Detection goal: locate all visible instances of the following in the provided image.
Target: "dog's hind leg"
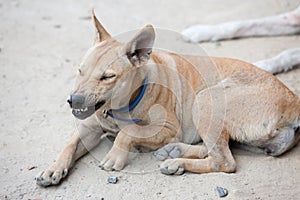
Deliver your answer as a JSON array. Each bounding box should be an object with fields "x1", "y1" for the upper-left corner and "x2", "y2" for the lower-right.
[
  {"x1": 36, "y1": 121, "x2": 104, "y2": 187},
  {"x1": 253, "y1": 48, "x2": 300, "y2": 74},
  {"x1": 154, "y1": 143, "x2": 208, "y2": 161},
  {"x1": 160, "y1": 129, "x2": 236, "y2": 175},
  {"x1": 262, "y1": 124, "x2": 300, "y2": 156}
]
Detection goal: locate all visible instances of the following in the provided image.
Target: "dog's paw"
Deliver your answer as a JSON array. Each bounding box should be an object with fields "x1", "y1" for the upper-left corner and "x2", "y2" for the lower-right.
[
  {"x1": 99, "y1": 147, "x2": 128, "y2": 171},
  {"x1": 35, "y1": 167, "x2": 68, "y2": 187},
  {"x1": 160, "y1": 159, "x2": 185, "y2": 175},
  {"x1": 154, "y1": 144, "x2": 181, "y2": 161},
  {"x1": 181, "y1": 25, "x2": 221, "y2": 43}
]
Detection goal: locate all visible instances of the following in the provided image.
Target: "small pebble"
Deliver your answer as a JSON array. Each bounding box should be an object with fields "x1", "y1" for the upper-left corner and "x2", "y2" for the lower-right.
[
  {"x1": 107, "y1": 176, "x2": 118, "y2": 184},
  {"x1": 215, "y1": 186, "x2": 228, "y2": 198}
]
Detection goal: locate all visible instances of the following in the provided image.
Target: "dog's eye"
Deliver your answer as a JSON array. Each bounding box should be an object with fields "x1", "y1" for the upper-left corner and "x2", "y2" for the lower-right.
[{"x1": 100, "y1": 73, "x2": 116, "y2": 81}]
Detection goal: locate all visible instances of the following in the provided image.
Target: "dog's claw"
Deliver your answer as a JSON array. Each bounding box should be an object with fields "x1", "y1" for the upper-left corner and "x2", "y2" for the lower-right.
[
  {"x1": 100, "y1": 147, "x2": 128, "y2": 171},
  {"x1": 160, "y1": 165, "x2": 185, "y2": 175},
  {"x1": 36, "y1": 167, "x2": 68, "y2": 187},
  {"x1": 175, "y1": 166, "x2": 185, "y2": 175},
  {"x1": 63, "y1": 169, "x2": 68, "y2": 178},
  {"x1": 160, "y1": 166, "x2": 176, "y2": 174},
  {"x1": 160, "y1": 159, "x2": 185, "y2": 175},
  {"x1": 36, "y1": 171, "x2": 52, "y2": 187}
]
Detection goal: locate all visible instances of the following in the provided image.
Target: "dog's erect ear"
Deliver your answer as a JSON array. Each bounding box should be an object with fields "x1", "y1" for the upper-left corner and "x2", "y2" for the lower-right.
[
  {"x1": 125, "y1": 25, "x2": 155, "y2": 66},
  {"x1": 92, "y1": 9, "x2": 111, "y2": 43}
]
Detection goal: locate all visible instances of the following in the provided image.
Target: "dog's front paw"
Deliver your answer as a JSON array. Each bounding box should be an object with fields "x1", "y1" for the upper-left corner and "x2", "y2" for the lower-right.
[
  {"x1": 154, "y1": 144, "x2": 181, "y2": 161},
  {"x1": 100, "y1": 147, "x2": 129, "y2": 171},
  {"x1": 160, "y1": 159, "x2": 185, "y2": 175},
  {"x1": 35, "y1": 165, "x2": 68, "y2": 187}
]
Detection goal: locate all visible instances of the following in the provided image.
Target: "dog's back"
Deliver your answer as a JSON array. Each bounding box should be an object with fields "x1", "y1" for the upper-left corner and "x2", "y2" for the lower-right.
[{"x1": 155, "y1": 52, "x2": 300, "y2": 155}]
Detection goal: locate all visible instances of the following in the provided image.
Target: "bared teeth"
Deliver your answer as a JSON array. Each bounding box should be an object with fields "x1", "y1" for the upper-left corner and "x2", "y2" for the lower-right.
[{"x1": 74, "y1": 107, "x2": 88, "y2": 113}]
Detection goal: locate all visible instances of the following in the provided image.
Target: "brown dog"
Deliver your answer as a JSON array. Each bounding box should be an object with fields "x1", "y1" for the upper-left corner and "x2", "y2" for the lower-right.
[{"x1": 36, "y1": 11, "x2": 300, "y2": 187}]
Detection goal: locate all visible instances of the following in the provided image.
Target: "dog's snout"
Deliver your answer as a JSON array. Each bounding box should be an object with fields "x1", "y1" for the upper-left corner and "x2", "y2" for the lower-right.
[{"x1": 67, "y1": 94, "x2": 85, "y2": 108}]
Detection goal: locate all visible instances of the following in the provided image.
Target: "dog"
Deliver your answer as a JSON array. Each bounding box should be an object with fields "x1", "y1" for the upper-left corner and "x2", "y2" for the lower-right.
[
  {"x1": 36, "y1": 10, "x2": 300, "y2": 187},
  {"x1": 182, "y1": 5, "x2": 300, "y2": 74}
]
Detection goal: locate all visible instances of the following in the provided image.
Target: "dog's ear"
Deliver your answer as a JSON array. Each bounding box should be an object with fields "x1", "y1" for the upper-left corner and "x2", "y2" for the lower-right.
[
  {"x1": 92, "y1": 9, "x2": 111, "y2": 43},
  {"x1": 125, "y1": 25, "x2": 155, "y2": 66}
]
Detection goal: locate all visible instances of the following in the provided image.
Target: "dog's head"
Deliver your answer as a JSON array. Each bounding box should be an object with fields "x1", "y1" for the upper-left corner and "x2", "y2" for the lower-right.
[{"x1": 68, "y1": 10, "x2": 155, "y2": 120}]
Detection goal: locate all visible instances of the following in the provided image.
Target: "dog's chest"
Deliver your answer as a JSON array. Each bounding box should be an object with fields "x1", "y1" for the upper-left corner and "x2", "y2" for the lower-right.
[{"x1": 95, "y1": 113, "x2": 120, "y2": 133}]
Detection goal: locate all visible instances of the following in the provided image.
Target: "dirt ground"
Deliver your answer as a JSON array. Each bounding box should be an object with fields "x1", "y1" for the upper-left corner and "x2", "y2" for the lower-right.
[{"x1": 1, "y1": 0, "x2": 300, "y2": 199}]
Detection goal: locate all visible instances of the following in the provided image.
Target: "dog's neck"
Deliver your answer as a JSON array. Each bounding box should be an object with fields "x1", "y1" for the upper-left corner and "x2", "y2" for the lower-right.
[{"x1": 103, "y1": 74, "x2": 148, "y2": 123}]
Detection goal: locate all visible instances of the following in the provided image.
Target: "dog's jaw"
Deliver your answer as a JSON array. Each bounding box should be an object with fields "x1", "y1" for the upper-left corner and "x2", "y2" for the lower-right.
[{"x1": 72, "y1": 100, "x2": 106, "y2": 120}]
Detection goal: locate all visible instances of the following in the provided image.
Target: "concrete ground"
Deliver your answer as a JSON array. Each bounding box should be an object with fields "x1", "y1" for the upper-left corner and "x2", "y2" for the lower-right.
[{"x1": 0, "y1": 0, "x2": 299, "y2": 199}]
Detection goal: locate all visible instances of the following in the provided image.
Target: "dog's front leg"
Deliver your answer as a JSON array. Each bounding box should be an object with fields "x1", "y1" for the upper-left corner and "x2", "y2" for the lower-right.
[
  {"x1": 100, "y1": 121, "x2": 179, "y2": 171},
  {"x1": 36, "y1": 119, "x2": 103, "y2": 187},
  {"x1": 99, "y1": 129, "x2": 132, "y2": 171}
]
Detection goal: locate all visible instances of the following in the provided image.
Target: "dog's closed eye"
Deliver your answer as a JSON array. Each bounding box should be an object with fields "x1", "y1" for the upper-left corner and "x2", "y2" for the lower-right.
[{"x1": 100, "y1": 73, "x2": 116, "y2": 81}]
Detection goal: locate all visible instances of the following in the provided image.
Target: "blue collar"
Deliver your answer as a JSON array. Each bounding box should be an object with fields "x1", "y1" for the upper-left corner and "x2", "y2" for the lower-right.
[{"x1": 103, "y1": 75, "x2": 148, "y2": 123}]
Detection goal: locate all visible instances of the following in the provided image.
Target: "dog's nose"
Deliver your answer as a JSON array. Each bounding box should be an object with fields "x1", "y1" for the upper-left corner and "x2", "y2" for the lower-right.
[
  {"x1": 67, "y1": 95, "x2": 72, "y2": 107},
  {"x1": 67, "y1": 94, "x2": 85, "y2": 108}
]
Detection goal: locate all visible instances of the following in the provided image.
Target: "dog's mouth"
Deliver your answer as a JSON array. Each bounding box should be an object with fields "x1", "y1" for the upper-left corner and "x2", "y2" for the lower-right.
[{"x1": 72, "y1": 101, "x2": 106, "y2": 120}]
